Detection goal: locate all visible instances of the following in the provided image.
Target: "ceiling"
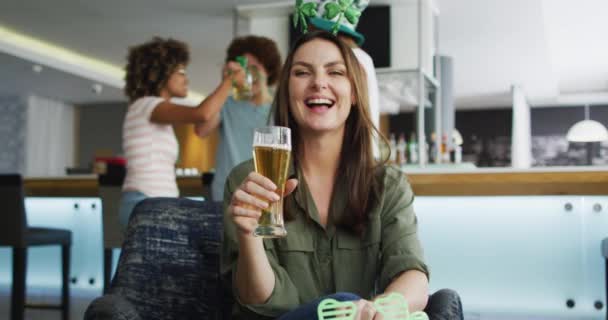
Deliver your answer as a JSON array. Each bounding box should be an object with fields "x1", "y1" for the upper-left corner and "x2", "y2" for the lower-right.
[
  {"x1": 0, "y1": 0, "x2": 607, "y2": 108},
  {"x1": 0, "y1": 0, "x2": 268, "y2": 104},
  {"x1": 438, "y1": 0, "x2": 608, "y2": 107},
  {"x1": 0, "y1": 50, "x2": 123, "y2": 104}
]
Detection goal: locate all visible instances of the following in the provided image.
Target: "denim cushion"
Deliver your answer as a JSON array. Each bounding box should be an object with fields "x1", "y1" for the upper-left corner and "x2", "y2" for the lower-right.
[{"x1": 97, "y1": 197, "x2": 223, "y2": 320}]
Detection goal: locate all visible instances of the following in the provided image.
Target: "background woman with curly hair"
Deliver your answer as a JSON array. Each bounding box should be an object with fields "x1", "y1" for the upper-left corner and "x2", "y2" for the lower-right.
[
  {"x1": 119, "y1": 36, "x2": 248, "y2": 227},
  {"x1": 194, "y1": 35, "x2": 282, "y2": 201}
]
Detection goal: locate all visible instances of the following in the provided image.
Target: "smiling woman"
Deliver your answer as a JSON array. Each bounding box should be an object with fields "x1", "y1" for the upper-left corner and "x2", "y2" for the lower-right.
[{"x1": 219, "y1": 31, "x2": 463, "y2": 320}]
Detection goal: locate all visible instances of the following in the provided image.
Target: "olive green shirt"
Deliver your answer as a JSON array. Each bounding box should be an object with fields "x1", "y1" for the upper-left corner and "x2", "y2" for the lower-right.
[{"x1": 220, "y1": 160, "x2": 429, "y2": 319}]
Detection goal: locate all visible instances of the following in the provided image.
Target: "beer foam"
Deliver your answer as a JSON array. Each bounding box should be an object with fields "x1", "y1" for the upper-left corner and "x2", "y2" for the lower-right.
[{"x1": 253, "y1": 143, "x2": 291, "y2": 151}]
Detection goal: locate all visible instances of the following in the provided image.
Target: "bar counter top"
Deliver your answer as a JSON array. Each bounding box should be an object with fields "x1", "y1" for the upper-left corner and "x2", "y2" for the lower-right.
[{"x1": 24, "y1": 166, "x2": 608, "y2": 197}]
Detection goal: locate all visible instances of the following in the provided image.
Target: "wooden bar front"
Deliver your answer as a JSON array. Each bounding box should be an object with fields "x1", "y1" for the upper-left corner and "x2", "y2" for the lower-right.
[{"x1": 24, "y1": 170, "x2": 608, "y2": 197}]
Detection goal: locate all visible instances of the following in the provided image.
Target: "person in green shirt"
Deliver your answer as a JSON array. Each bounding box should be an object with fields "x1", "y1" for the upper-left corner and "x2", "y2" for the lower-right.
[{"x1": 221, "y1": 31, "x2": 447, "y2": 320}]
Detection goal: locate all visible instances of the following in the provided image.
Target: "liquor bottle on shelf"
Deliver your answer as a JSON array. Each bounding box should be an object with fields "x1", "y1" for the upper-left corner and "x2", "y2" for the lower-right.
[
  {"x1": 454, "y1": 144, "x2": 462, "y2": 164},
  {"x1": 420, "y1": 134, "x2": 428, "y2": 165},
  {"x1": 396, "y1": 133, "x2": 407, "y2": 167},
  {"x1": 388, "y1": 133, "x2": 397, "y2": 164},
  {"x1": 441, "y1": 134, "x2": 450, "y2": 163},
  {"x1": 452, "y1": 129, "x2": 464, "y2": 164},
  {"x1": 408, "y1": 132, "x2": 418, "y2": 164},
  {"x1": 429, "y1": 132, "x2": 438, "y2": 164}
]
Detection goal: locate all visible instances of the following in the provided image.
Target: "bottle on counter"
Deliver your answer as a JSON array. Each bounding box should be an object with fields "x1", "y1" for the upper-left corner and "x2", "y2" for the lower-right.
[
  {"x1": 396, "y1": 133, "x2": 407, "y2": 167},
  {"x1": 441, "y1": 134, "x2": 450, "y2": 163},
  {"x1": 408, "y1": 132, "x2": 418, "y2": 164},
  {"x1": 420, "y1": 134, "x2": 428, "y2": 165},
  {"x1": 452, "y1": 129, "x2": 464, "y2": 164},
  {"x1": 429, "y1": 132, "x2": 438, "y2": 164},
  {"x1": 454, "y1": 144, "x2": 462, "y2": 164},
  {"x1": 388, "y1": 133, "x2": 397, "y2": 164}
]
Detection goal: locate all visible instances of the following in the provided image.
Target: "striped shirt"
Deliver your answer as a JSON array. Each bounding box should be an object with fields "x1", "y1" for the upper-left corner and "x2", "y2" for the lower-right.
[{"x1": 122, "y1": 96, "x2": 179, "y2": 197}]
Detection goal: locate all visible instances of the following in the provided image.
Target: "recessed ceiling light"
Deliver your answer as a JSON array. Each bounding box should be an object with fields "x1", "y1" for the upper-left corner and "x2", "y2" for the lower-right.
[
  {"x1": 91, "y1": 83, "x2": 103, "y2": 95},
  {"x1": 32, "y1": 64, "x2": 43, "y2": 73}
]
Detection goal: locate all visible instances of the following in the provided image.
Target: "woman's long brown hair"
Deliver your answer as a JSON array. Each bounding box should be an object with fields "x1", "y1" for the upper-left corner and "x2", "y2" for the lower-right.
[{"x1": 273, "y1": 30, "x2": 388, "y2": 236}]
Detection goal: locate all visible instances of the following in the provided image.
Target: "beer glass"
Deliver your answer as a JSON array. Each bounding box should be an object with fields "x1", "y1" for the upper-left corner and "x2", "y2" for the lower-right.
[
  {"x1": 232, "y1": 55, "x2": 253, "y2": 101},
  {"x1": 252, "y1": 126, "x2": 291, "y2": 238}
]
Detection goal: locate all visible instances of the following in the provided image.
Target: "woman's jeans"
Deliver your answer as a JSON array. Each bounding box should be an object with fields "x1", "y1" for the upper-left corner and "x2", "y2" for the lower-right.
[
  {"x1": 118, "y1": 191, "x2": 147, "y2": 228},
  {"x1": 277, "y1": 289, "x2": 463, "y2": 320}
]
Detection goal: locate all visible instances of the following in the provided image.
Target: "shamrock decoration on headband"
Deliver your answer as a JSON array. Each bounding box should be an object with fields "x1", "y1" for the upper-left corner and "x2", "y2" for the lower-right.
[
  {"x1": 323, "y1": 0, "x2": 362, "y2": 34},
  {"x1": 294, "y1": 0, "x2": 319, "y2": 33},
  {"x1": 293, "y1": 0, "x2": 369, "y2": 45}
]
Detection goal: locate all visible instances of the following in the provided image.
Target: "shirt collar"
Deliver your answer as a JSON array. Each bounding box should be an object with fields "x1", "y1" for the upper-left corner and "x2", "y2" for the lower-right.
[{"x1": 287, "y1": 160, "x2": 348, "y2": 235}]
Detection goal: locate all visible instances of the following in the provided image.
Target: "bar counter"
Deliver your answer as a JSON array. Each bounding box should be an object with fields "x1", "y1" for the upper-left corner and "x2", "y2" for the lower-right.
[
  {"x1": 24, "y1": 167, "x2": 608, "y2": 197},
  {"x1": 10, "y1": 167, "x2": 608, "y2": 319},
  {"x1": 24, "y1": 174, "x2": 205, "y2": 197}
]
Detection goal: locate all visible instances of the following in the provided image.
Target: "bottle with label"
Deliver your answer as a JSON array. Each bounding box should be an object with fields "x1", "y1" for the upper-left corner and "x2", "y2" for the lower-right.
[
  {"x1": 396, "y1": 133, "x2": 407, "y2": 167},
  {"x1": 232, "y1": 55, "x2": 253, "y2": 101},
  {"x1": 451, "y1": 129, "x2": 464, "y2": 164},
  {"x1": 421, "y1": 134, "x2": 429, "y2": 165},
  {"x1": 408, "y1": 132, "x2": 418, "y2": 164},
  {"x1": 454, "y1": 144, "x2": 462, "y2": 164},
  {"x1": 388, "y1": 133, "x2": 397, "y2": 164},
  {"x1": 429, "y1": 132, "x2": 438, "y2": 164},
  {"x1": 441, "y1": 134, "x2": 450, "y2": 163}
]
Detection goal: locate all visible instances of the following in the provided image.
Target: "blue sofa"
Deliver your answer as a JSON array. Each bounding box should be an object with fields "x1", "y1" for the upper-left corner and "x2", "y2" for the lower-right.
[{"x1": 84, "y1": 197, "x2": 463, "y2": 320}]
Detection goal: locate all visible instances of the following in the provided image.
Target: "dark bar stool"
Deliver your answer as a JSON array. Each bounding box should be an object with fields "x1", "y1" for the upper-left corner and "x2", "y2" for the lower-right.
[
  {"x1": 0, "y1": 174, "x2": 71, "y2": 320},
  {"x1": 98, "y1": 167, "x2": 126, "y2": 294},
  {"x1": 201, "y1": 172, "x2": 214, "y2": 200}
]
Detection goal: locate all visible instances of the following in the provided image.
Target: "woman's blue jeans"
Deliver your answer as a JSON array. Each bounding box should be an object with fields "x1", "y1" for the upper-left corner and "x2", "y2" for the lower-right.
[{"x1": 118, "y1": 191, "x2": 147, "y2": 228}]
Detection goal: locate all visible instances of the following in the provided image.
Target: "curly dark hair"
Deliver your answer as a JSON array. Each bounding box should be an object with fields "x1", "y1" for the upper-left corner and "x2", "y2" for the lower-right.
[
  {"x1": 124, "y1": 37, "x2": 190, "y2": 102},
  {"x1": 225, "y1": 35, "x2": 282, "y2": 86}
]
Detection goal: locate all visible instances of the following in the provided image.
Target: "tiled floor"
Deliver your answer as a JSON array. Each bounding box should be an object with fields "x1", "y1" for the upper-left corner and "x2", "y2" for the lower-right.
[{"x1": 0, "y1": 285, "x2": 98, "y2": 320}]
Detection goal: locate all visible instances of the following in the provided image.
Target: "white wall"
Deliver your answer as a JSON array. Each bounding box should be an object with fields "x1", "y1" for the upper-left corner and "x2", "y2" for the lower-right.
[
  {"x1": 25, "y1": 95, "x2": 75, "y2": 176},
  {"x1": 390, "y1": 0, "x2": 436, "y2": 73},
  {"x1": 248, "y1": 16, "x2": 290, "y2": 62},
  {"x1": 0, "y1": 94, "x2": 75, "y2": 176}
]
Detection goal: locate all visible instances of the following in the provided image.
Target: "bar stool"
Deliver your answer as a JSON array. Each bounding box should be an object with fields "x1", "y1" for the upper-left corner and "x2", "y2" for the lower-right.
[
  {"x1": 0, "y1": 174, "x2": 71, "y2": 320},
  {"x1": 201, "y1": 172, "x2": 214, "y2": 200},
  {"x1": 98, "y1": 171, "x2": 125, "y2": 294}
]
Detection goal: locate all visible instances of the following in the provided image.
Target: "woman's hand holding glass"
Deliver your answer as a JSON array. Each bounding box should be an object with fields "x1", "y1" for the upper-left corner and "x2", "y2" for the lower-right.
[
  {"x1": 223, "y1": 61, "x2": 246, "y2": 87},
  {"x1": 228, "y1": 172, "x2": 298, "y2": 236}
]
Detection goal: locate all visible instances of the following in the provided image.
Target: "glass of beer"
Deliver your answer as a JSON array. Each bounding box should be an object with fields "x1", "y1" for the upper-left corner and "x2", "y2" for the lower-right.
[
  {"x1": 232, "y1": 55, "x2": 253, "y2": 101},
  {"x1": 252, "y1": 126, "x2": 291, "y2": 238}
]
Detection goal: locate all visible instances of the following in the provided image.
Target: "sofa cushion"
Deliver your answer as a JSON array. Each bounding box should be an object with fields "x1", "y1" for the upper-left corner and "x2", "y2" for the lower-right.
[{"x1": 109, "y1": 197, "x2": 223, "y2": 320}]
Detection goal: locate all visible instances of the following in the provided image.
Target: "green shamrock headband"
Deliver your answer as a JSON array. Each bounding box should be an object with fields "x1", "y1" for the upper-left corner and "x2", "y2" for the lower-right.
[{"x1": 293, "y1": 0, "x2": 368, "y2": 45}]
